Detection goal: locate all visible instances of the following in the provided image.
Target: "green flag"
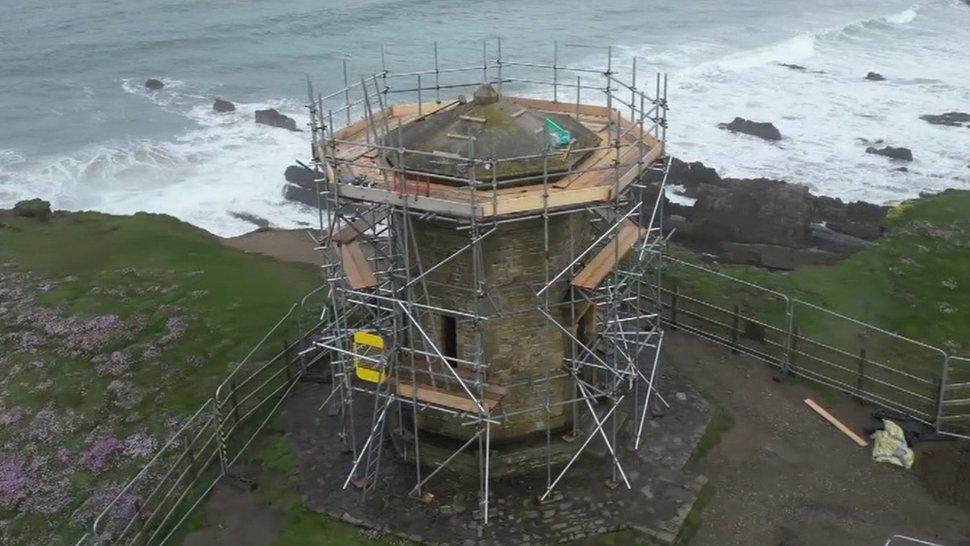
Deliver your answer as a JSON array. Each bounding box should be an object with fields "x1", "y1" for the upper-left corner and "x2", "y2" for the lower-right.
[{"x1": 545, "y1": 118, "x2": 571, "y2": 148}]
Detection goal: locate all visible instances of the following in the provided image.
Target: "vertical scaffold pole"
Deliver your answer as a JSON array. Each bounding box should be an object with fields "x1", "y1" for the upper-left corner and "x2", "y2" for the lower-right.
[
  {"x1": 496, "y1": 38, "x2": 503, "y2": 92},
  {"x1": 434, "y1": 41, "x2": 441, "y2": 104},
  {"x1": 553, "y1": 40, "x2": 559, "y2": 103},
  {"x1": 343, "y1": 59, "x2": 351, "y2": 125}
]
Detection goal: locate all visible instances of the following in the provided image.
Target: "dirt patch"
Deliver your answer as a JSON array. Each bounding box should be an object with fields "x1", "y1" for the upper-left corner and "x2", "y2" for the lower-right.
[
  {"x1": 181, "y1": 481, "x2": 281, "y2": 546},
  {"x1": 222, "y1": 228, "x2": 322, "y2": 265},
  {"x1": 663, "y1": 331, "x2": 970, "y2": 545},
  {"x1": 917, "y1": 443, "x2": 970, "y2": 514}
]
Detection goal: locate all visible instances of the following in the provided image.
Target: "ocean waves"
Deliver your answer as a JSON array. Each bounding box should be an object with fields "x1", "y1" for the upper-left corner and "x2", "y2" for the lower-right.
[{"x1": 0, "y1": 80, "x2": 312, "y2": 236}]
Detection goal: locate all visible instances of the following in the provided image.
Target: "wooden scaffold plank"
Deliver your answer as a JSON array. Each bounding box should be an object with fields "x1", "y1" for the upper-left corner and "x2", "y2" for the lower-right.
[{"x1": 571, "y1": 219, "x2": 647, "y2": 290}]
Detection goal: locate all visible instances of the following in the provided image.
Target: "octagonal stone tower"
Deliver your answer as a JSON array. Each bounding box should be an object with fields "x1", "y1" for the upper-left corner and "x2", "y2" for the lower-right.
[{"x1": 320, "y1": 81, "x2": 662, "y2": 477}]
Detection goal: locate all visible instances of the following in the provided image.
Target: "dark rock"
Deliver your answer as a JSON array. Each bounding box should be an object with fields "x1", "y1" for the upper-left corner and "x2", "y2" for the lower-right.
[
  {"x1": 810, "y1": 224, "x2": 871, "y2": 254},
  {"x1": 145, "y1": 78, "x2": 164, "y2": 91},
  {"x1": 255, "y1": 108, "x2": 299, "y2": 131},
  {"x1": 812, "y1": 196, "x2": 887, "y2": 238},
  {"x1": 865, "y1": 72, "x2": 886, "y2": 81},
  {"x1": 826, "y1": 219, "x2": 883, "y2": 241},
  {"x1": 657, "y1": 158, "x2": 722, "y2": 196},
  {"x1": 719, "y1": 242, "x2": 840, "y2": 270},
  {"x1": 894, "y1": 166, "x2": 909, "y2": 172},
  {"x1": 283, "y1": 183, "x2": 318, "y2": 207},
  {"x1": 865, "y1": 146, "x2": 913, "y2": 161},
  {"x1": 666, "y1": 215, "x2": 692, "y2": 237},
  {"x1": 779, "y1": 63, "x2": 807, "y2": 71},
  {"x1": 228, "y1": 211, "x2": 271, "y2": 229},
  {"x1": 717, "y1": 117, "x2": 782, "y2": 141},
  {"x1": 13, "y1": 198, "x2": 52, "y2": 221},
  {"x1": 213, "y1": 98, "x2": 235, "y2": 113},
  {"x1": 691, "y1": 179, "x2": 812, "y2": 247},
  {"x1": 284, "y1": 165, "x2": 317, "y2": 188},
  {"x1": 920, "y1": 112, "x2": 970, "y2": 127}
]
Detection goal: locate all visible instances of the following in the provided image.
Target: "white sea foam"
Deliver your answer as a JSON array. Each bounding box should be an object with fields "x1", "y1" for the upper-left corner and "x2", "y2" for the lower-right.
[
  {"x1": 884, "y1": 7, "x2": 919, "y2": 24},
  {"x1": 0, "y1": 81, "x2": 314, "y2": 236},
  {"x1": 687, "y1": 34, "x2": 817, "y2": 75}
]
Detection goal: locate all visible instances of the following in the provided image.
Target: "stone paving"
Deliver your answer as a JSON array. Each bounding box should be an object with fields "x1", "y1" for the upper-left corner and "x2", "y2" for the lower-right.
[{"x1": 280, "y1": 365, "x2": 711, "y2": 545}]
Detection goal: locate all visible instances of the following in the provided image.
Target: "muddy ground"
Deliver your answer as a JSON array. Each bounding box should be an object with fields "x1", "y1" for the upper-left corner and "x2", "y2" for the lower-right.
[
  {"x1": 663, "y1": 331, "x2": 970, "y2": 546},
  {"x1": 222, "y1": 228, "x2": 323, "y2": 266}
]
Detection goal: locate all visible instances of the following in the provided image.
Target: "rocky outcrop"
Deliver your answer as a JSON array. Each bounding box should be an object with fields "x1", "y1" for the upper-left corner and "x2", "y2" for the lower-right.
[
  {"x1": 717, "y1": 117, "x2": 782, "y2": 141},
  {"x1": 866, "y1": 146, "x2": 913, "y2": 161},
  {"x1": 145, "y1": 79, "x2": 164, "y2": 91},
  {"x1": 285, "y1": 165, "x2": 316, "y2": 186},
  {"x1": 720, "y1": 242, "x2": 840, "y2": 270},
  {"x1": 13, "y1": 199, "x2": 52, "y2": 221},
  {"x1": 282, "y1": 164, "x2": 322, "y2": 207},
  {"x1": 229, "y1": 211, "x2": 270, "y2": 229},
  {"x1": 810, "y1": 224, "x2": 871, "y2": 254},
  {"x1": 920, "y1": 112, "x2": 970, "y2": 128},
  {"x1": 865, "y1": 72, "x2": 886, "y2": 81},
  {"x1": 213, "y1": 98, "x2": 235, "y2": 113},
  {"x1": 283, "y1": 184, "x2": 317, "y2": 207},
  {"x1": 691, "y1": 179, "x2": 813, "y2": 248},
  {"x1": 255, "y1": 109, "x2": 299, "y2": 131},
  {"x1": 647, "y1": 158, "x2": 889, "y2": 268},
  {"x1": 779, "y1": 63, "x2": 807, "y2": 71}
]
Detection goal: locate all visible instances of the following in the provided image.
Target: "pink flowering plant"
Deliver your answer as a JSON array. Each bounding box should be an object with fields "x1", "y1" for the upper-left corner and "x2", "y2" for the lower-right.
[{"x1": 0, "y1": 211, "x2": 321, "y2": 545}]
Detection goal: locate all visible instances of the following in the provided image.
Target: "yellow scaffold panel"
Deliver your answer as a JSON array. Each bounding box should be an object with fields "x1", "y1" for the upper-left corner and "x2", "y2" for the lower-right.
[{"x1": 353, "y1": 330, "x2": 386, "y2": 383}]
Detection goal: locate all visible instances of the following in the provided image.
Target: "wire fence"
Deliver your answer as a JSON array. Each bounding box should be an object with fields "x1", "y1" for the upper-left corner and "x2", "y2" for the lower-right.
[
  {"x1": 652, "y1": 255, "x2": 970, "y2": 439},
  {"x1": 75, "y1": 287, "x2": 330, "y2": 545}
]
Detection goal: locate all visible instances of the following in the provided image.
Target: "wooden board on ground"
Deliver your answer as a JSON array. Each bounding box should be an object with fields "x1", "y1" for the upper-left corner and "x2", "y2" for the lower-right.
[
  {"x1": 804, "y1": 398, "x2": 869, "y2": 447},
  {"x1": 571, "y1": 219, "x2": 646, "y2": 290}
]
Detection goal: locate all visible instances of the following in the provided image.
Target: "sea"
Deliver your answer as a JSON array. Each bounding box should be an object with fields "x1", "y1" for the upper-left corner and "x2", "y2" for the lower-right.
[{"x1": 1, "y1": 0, "x2": 968, "y2": 236}]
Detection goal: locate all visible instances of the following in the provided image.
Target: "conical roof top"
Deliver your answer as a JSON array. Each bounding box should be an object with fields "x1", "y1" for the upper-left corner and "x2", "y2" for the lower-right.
[{"x1": 383, "y1": 84, "x2": 601, "y2": 186}]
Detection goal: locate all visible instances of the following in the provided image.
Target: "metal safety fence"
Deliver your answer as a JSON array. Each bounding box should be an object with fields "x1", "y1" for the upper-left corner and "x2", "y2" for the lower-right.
[
  {"x1": 74, "y1": 287, "x2": 330, "y2": 545},
  {"x1": 652, "y1": 255, "x2": 970, "y2": 440}
]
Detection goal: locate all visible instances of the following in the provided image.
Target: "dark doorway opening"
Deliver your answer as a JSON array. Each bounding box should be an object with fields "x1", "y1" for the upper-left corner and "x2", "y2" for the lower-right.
[{"x1": 440, "y1": 314, "x2": 457, "y2": 362}]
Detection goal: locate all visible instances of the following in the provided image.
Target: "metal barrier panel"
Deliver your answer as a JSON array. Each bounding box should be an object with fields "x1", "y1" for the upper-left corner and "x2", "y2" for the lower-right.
[
  {"x1": 940, "y1": 356, "x2": 970, "y2": 438},
  {"x1": 657, "y1": 256, "x2": 791, "y2": 368},
  {"x1": 77, "y1": 287, "x2": 331, "y2": 546},
  {"x1": 790, "y1": 300, "x2": 945, "y2": 426},
  {"x1": 650, "y1": 256, "x2": 965, "y2": 433},
  {"x1": 215, "y1": 288, "x2": 329, "y2": 469}
]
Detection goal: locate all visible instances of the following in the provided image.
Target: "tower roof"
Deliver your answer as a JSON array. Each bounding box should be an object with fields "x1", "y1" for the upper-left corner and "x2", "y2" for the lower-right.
[{"x1": 382, "y1": 84, "x2": 601, "y2": 186}]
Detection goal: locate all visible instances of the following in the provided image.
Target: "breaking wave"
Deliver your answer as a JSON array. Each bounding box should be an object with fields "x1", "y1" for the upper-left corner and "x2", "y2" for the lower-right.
[{"x1": 0, "y1": 80, "x2": 313, "y2": 236}]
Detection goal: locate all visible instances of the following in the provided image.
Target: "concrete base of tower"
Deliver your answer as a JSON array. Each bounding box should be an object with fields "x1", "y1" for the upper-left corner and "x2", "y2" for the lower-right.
[{"x1": 278, "y1": 363, "x2": 713, "y2": 545}]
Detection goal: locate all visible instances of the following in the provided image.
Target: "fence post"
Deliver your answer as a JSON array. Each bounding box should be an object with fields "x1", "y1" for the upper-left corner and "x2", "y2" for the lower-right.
[
  {"x1": 730, "y1": 304, "x2": 740, "y2": 354},
  {"x1": 855, "y1": 348, "x2": 867, "y2": 402},
  {"x1": 935, "y1": 355, "x2": 950, "y2": 432},
  {"x1": 779, "y1": 298, "x2": 795, "y2": 375},
  {"x1": 788, "y1": 326, "x2": 799, "y2": 375},
  {"x1": 283, "y1": 338, "x2": 292, "y2": 382},
  {"x1": 670, "y1": 286, "x2": 679, "y2": 329},
  {"x1": 229, "y1": 379, "x2": 241, "y2": 424},
  {"x1": 214, "y1": 397, "x2": 229, "y2": 477}
]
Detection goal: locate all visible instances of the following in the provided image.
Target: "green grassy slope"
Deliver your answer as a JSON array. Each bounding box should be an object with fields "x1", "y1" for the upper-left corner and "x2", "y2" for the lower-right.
[{"x1": 0, "y1": 211, "x2": 321, "y2": 545}]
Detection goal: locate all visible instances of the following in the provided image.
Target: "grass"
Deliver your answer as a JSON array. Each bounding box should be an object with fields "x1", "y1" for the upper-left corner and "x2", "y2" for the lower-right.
[
  {"x1": 238, "y1": 425, "x2": 402, "y2": 546},
  {"x1": 674, "y1": 484, "x2": 713, "y2": 545},
  {"x1": 660, "y1": 189, "x2": 970, "y2": 423},
  {"x1": 0, "y1": 210, "x2": 322, "y2": 545}
]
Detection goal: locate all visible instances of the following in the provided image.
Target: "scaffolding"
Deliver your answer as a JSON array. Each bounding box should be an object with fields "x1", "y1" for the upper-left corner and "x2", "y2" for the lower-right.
[{"x1": 305, "y1": 39, "x2": 671, "y2": 527}]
